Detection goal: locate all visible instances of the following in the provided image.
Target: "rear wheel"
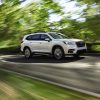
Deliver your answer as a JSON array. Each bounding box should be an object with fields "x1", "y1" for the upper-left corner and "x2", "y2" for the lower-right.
[
  {"x1": 53, "y1": 47, "x2": 64, "y2": 60},
  {"x1": 24, "y1": 48, "x2": 32, "y2": 59}
]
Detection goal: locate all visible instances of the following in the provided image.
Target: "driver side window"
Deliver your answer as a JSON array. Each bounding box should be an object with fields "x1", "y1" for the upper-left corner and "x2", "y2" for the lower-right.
[{"x1": 40, "y1": 34, "x2": 50, "y2": 40}]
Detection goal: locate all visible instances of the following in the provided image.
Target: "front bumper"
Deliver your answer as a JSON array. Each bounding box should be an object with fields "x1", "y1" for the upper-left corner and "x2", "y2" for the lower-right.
[
  {"x1": 67, "y1": 49, "x2": 86, "y2": 54},
  {"x1": 64, "y1": 44, "x2": 87, "y2": 55},
  {"x1": 76, "y1": 49, "x2": 86, "y2": 54}
]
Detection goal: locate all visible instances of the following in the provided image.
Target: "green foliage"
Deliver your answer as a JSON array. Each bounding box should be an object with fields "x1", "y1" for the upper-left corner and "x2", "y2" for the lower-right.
[
  {"x1": 76, "y1": 0, "x2": 100, "y2": 5},
  {"x1": 86, "y1": 15, "x2": 100, "y2": 40},
  {"x1": 74, "y1": 0, "x2": 100, "y2": 41},
  {"x1": 91, "y1": 45, "x2": 100, "y2": 51},
  {"x1": 0, "y1": 0, "x2": 100, "y2": 48},
  {"x1": 0, "y1": 0, "x2": 62, "y2": 47}
]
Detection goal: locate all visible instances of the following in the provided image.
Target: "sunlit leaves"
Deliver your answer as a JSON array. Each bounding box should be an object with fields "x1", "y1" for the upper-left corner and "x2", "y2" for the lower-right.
[
  {"x1": 0, "y1": 0, "x2": 100, "y2": 47},
  {"x1": 0, "y1": 0, "x2": 64, "y2": 46}
]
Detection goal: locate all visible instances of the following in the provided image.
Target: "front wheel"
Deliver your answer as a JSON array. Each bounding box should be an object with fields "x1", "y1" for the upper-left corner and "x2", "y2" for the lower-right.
[
  {"x1": 53, "y1": 47, "x2": 64, "y2": 60},
  {"x1": 24, "y1": 48, "x2": 32, "y2": 59}
]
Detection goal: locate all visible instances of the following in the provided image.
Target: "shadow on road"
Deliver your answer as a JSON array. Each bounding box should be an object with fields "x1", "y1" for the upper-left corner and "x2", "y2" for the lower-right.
[{"x1": 3, "y1": 55, "x2": 85, "y2": 63}]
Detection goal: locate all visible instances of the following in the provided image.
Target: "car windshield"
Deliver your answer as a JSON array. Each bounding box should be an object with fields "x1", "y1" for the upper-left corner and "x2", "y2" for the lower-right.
[{"x1": 49, "y1": 33, "x2": 67, "y2": 39}]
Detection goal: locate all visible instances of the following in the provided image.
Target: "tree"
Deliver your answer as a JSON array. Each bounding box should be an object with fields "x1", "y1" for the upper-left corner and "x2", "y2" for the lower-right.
[{"x1": 0, "y1": 0, "x2": 63, "y2": 47}]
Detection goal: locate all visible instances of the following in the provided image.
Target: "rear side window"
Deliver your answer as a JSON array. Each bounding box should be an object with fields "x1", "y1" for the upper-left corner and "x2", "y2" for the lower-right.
[{"x1": 26, "y1": 34, "x2": 41, "y2": 40}]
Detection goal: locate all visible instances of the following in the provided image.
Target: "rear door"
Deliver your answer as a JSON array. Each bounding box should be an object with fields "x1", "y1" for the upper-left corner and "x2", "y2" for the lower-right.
[{"x1": 26, "y1": 34, "x2": 41, "y2": 52}]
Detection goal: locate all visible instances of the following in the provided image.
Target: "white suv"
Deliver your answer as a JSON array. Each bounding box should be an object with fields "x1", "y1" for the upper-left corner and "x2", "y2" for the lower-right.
[{"x1": 21, "y1": 32, "x2": 87, "y2": 59}]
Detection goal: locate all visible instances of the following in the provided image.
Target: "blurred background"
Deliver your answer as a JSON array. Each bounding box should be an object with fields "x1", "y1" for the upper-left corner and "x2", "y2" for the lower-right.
[
  {"x1": 0, "y1": 1, "x2": 100, "y2": 99},
  {"x1": 0, "y1": 0, "x2": 100, "y2": 52}
]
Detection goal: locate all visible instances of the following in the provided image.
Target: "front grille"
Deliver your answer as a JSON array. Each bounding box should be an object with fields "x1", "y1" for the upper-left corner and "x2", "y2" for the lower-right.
[{"x1": 76, "y1": 41, "x2": 85, "y2": 47}]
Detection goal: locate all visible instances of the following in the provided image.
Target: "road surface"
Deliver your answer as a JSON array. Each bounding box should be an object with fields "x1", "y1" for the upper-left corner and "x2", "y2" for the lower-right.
[{"x1": 0, "y1": 55, "x2": 100, "y2": 97}]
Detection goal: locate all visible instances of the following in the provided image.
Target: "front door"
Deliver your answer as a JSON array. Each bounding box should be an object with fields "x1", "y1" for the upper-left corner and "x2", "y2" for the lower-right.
[{"x1": 40, "y1": 34, "x2": 52, "y2": 53}]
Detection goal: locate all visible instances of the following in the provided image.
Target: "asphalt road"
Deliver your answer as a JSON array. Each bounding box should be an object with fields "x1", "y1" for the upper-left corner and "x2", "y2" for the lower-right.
[{"x1": 0, "y1": 55, "x2": 100, "y2": 97}]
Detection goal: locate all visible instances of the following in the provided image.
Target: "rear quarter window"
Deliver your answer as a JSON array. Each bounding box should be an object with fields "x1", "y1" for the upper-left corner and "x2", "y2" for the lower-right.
[{"x1": 26, "y1": 35, "x2": 32, "y2": 40}]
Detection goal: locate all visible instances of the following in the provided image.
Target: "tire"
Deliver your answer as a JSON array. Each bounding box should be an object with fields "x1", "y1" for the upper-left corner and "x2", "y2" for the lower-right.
[
  {"x1": 53, "y1": 47, "x2": 64, "y2": 60},
  {"x1": 24, "y1": 48, "x2": 32, "y2": 59}
]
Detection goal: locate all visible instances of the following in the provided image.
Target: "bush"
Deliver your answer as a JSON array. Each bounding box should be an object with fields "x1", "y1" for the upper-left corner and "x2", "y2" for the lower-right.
[
  {"x1": 86, "y1": 43, "x2": 100, "y2": 52},
  {"x1": 0, "y1": 46, "x2": 20, "y2": 54}
]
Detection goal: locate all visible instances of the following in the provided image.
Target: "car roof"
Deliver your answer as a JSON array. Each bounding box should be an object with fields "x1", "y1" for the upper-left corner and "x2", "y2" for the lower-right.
[
  {"x1": 29, "y1": 32, "x2": 58, "y2": 35},
  {"x1": 29, "y1": 32, "x2": 48, "y2": 35},
  {"x1": 24, "y1": 32, "x2": 59, "y2": 38},
  {"x1": 26, "y1": 32, "x2": 58, "y2": 36}
]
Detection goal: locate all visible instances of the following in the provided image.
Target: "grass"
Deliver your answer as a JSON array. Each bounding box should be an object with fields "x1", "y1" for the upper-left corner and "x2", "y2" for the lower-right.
[{"x1": 0, "y1": 70, "x2": 99, "y2": 100}]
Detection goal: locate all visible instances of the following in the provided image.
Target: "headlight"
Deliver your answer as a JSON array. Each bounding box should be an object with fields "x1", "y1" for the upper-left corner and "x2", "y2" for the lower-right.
[
  {"x1": 67, "y1": 42, "x2": 75, "y2": 45},
  {"x1": 63, "y1": 41, "x2": 74, "y2": 45}
]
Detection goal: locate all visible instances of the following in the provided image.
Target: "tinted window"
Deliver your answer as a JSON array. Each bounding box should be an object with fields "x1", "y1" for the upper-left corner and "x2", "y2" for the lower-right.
[
  {"x1": 49, "y1": 33, "x2": 67, "y2": 39},
  {"x1": 26, "y1": 34, "x2": 41, "y2": 40},
  {"x1": 31, "y1": 34, "x2": 40, "y2": 40},
  {"x1": 26, "y1": 35, "x2": 32, "y2": 40},
  {"x1": 40, "y1": 34, "x2": 50, "y2": 40}
]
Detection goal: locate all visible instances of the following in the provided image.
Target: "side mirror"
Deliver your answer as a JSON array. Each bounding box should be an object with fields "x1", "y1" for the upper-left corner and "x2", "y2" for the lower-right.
[{"x1": 45, "y1": 38, "x2": 51, "y2": 42}]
